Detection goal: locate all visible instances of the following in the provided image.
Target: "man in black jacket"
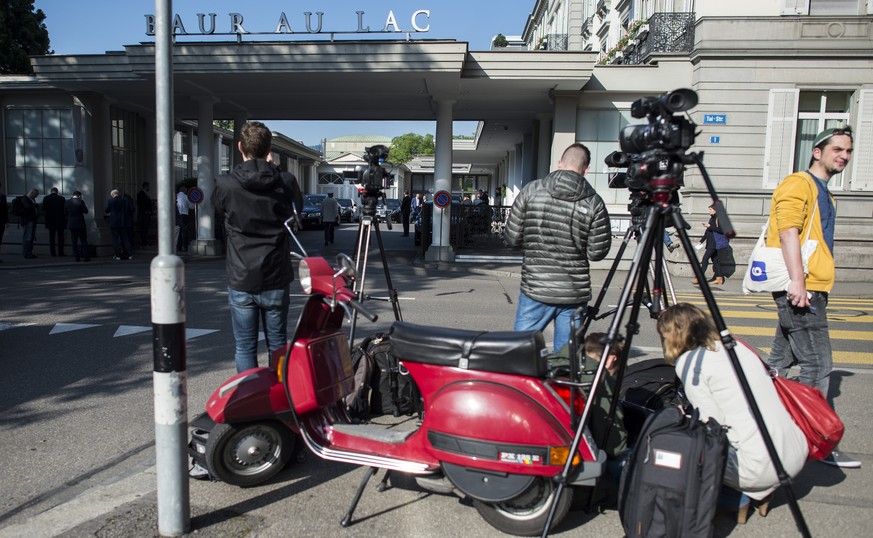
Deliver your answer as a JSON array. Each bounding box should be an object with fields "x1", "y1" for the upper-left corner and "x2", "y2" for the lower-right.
[
  {"x1": 212, "y1": 121, "x2": 304, "y2": 373},
  {"x1": 505, "y1": 143, "x2": 611, "y2": 352},
  {"x1": 42, "y1": 187, "x2": 66, "y2": 256},
  {"x1": 20, "y1": 189, "x2": 40, "y2": 259}
]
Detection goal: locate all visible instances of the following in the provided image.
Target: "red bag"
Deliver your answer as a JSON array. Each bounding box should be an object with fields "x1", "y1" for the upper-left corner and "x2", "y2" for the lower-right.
[{"x1": 770, "y1": 372, "x2": 845, "y2": 461}]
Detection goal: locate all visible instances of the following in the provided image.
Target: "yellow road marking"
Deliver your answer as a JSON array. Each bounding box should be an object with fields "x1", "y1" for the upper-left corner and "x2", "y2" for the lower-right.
[
  {"x1": 757, "y1": 347, "x2": 873, "y2": 365},
  {"x1": 729, "y1": 325, "x2": 873, "y2": 340}
]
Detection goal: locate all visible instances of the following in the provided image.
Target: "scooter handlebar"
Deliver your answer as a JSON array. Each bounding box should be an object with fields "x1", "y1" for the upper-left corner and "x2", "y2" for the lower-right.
[{"x1": 349, "y1": 299, "x2": 378, "y2": 323}]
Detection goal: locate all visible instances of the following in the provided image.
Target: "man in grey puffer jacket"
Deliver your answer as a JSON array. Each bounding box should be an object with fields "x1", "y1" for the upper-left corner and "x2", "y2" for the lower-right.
[{"x1": 505, "y1": 143, "x2": 611, "y2": 351}]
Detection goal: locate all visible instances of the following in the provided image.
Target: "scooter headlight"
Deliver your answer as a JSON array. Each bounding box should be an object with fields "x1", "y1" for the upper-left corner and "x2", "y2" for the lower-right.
[{"x1": 299, "y1": 259, "x2": 312, "y2": 294}]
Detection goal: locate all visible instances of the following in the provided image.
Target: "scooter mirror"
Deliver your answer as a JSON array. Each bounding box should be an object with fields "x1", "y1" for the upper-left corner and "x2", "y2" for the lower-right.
[{"x1": 336, "y1": 253, "x2": 357, "y2": 280}]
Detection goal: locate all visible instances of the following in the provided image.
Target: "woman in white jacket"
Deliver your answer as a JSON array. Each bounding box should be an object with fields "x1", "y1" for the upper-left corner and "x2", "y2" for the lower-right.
[{"x1": 656, "y1": 303, "x2": 808, "y2": 522}]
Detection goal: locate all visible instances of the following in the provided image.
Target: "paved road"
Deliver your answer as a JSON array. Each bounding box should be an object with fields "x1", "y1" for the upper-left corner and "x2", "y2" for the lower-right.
[{"x1": 1, "y1": 224, "x2": 871, "y2": 537}]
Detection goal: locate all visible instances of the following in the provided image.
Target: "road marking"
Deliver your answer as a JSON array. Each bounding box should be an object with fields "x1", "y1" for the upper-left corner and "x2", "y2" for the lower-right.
[
  {"x1": 0, "y1": 322, "x2": 34, "y2": 332},
  {"x1": 114, "y1": 325, "x2": 151, "y2": 337},
  {"x1": 49, "y1": 323, "x2": 101, "y2": 334},
  {"x1": 756, "y1": 347, "x2": 873, "y2": 365},
  {"x1": 729, "y1": 325, "x2": 873, "y2": 340}
]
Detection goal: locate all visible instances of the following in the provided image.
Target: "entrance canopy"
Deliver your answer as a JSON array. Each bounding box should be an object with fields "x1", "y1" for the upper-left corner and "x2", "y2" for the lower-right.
[{"x1": 29, "y1": 40, "x2": 595, "y2": 166}]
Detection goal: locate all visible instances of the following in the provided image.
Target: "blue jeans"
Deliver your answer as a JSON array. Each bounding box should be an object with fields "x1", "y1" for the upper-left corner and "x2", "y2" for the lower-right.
[
  {"x1": 228, "y1": 286, "x2": 290, "y2": 373},
  {"x1": 21, "y1": 220, "x2": 36, "y2": 257},
  {"x1": 514, "y1": 292, "x2": 585, "y2": 352},
  {"x1": 768, "y1": 291, "x2": 832, "y2": 396}
]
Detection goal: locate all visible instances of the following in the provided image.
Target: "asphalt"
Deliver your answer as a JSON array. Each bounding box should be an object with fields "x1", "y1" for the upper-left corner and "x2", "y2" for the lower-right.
[{"x1": 2, "y1": 228, "x2": 872, "y2": 537}]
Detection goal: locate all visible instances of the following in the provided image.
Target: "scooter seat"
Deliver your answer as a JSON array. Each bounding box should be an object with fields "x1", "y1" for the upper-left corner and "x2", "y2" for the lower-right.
[{"x1": 389, "y1": 321, "x2": 548, "y2": 378}]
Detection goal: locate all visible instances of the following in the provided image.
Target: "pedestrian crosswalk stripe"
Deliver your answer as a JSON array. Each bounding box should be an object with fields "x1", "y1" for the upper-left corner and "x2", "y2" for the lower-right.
[
  {"x1": 756, "y1": 347, "x2": 873, "y2": 365},
  {"x1": 115, "y1": 325, "x2": 151, "y2": 337},
  {"x1": 709, "y1": 310, "x2": 873, "y2": 323},
  {"x1": 729, "y1": 325, "x2": 873, "y2": 341}
]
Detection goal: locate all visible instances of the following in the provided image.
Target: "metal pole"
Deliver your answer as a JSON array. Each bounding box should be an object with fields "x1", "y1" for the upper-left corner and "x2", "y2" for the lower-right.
[{"x1": 152, "y1": 0, "x2": 190, "y2": 535}]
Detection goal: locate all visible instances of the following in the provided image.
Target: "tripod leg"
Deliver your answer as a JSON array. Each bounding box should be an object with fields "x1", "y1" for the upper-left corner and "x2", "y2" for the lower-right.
[{"x1": 371, "y1": 222, "x2": 402, "y2": 321}]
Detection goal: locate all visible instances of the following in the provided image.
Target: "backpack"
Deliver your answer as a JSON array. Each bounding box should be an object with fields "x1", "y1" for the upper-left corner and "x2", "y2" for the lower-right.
[
  {"x1": 619, "y1": 358, "x2": 682, "y2": 447},
  {"x1": 345, "y1": 335, "x2": 379, "y2": 421},
  {"x1": 11, "y1": 196, "x2": 25, "y2": 218},
  {"x1": 618, "y1": 406, "x2": 728, "y2": 538},
  {"x1": 345, "y1": 333, "x2": 421, "y2": 420},
  {"x1": 368, "y1": 334, "x2": 420, "y2": 417}
]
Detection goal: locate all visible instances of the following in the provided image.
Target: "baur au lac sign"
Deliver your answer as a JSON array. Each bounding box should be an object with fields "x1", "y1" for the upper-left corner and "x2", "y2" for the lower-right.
[{"x1": 145, "y1": 10, "x2": 432, "y2": 36}]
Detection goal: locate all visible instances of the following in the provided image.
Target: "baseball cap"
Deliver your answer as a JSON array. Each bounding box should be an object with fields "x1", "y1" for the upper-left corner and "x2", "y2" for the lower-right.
[{"x1": 813, "y1": 126, "x2": 853, "y2": 149}]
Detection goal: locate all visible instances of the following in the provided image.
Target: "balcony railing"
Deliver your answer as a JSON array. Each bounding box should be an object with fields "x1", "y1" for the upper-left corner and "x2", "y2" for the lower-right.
[
  {"x1": 622, "y1": 12, "x2": 694, "y2": 65},
  {"x1": 547, "y1": 33, "x2": 569, "y2": 51}
]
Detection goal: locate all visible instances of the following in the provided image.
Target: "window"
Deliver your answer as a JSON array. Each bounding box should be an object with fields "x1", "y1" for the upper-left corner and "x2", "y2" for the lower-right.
[
  {"x1": 110, "y1": 107, "x2": 146, "y2": 196},
  {"x1": 764, "y1": 89, "x2": 854, "y2": 190},
  {"x1": 318, "y1": 173, "x2": 343, "y2": 185},
  {"x1": 783, "y1": 0, "x2": 861, "y2": 15},
  {"x1": 576, "y1": 107, "x2": 636, "y2": 205},
  {"x1": 4, "y1": 107, "x2": 76, "y2": 195}
]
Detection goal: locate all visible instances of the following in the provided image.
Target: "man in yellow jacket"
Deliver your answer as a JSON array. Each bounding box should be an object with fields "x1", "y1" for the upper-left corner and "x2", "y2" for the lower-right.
[{"x1": 766, "y1": 125, "x2": 858, "y2": 468}]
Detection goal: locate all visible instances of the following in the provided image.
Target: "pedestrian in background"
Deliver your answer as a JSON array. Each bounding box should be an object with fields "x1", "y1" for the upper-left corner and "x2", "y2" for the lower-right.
[
  {"x1": 42, "y1": 187, "x2": 66, "y2": 257},
  {"x1": 765, "y1": 125, "x2": 859, "y2": 468},
  {"x1": 212, "y1": 121, "x2": 303, "y2": 373},
  {"x1": 0, "y1": 181, "x2": 8, "y2": 263},
  {"x1": 505, "y1": 143, "x2": 611, "y2": 352},
  {"x1": 137, "y1": 181, "x2": 153, "y2": 247},
  {"x1": 400, "y1": 190, "x2": 412, "y2": 237},
  {"x1": 65, "y1": 190, "x2": 90, "y2": 262},
  {"x1": 175, "y1": 185, "x2": 192, "y2": 253},
  {"x1": 20, "y1": 189, "x2": 39, "y2": 259},
  {"x1": 320, "y1": 192, "x2": 341, "y2": 246},
  {"x1": 105, "y1": 189, "x2": 132, "y2": 260},
  {"x1": 694, "y1": 203, "x2": 727, "y2": 286}
]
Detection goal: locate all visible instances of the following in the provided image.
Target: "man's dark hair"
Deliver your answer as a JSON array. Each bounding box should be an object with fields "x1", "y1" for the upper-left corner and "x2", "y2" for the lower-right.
[
  {"x1": 239, "y1": 121, "x2": 272, "y2": 159},
  {"x1": 561, "y1": 143, "x2": 591, "y2": 171}
]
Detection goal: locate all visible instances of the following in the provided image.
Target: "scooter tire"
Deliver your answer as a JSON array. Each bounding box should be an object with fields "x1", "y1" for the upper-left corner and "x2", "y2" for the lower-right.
[
  {"x1": 472, "y1": 478, "x2": 572, "y2": 536},
  {"x1": 204, "y1": 421, "x2": 295, "y2": 487}
]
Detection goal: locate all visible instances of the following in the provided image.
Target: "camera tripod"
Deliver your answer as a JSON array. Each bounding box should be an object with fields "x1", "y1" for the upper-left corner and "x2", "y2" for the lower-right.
[
  {"x1": 347, "y1": 201, "x2": 403, "y2": 347},
  {"x1": 541, "y1": 168, "x2": 811, "y2": 537}
]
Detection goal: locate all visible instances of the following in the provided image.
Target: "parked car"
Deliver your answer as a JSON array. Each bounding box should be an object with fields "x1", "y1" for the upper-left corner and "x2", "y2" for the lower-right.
[
  {"x1": 300, "y1": 194, "x2": 327, "y2": 229},
  {"x1": 337, "y1": 198, "x2": 355, "y2": 223},
  {"x1": 376, "y1": 198, "x2": 401, "y2": 223}
]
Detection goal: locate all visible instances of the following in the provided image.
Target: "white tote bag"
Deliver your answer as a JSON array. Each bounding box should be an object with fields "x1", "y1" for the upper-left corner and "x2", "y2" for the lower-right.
[{"x1": 742, "y1": 204, "x2": 818, "y2": 294}]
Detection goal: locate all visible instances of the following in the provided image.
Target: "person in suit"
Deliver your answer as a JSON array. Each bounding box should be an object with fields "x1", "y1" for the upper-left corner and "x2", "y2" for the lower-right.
[
  {"x1": 42, "y1": 187, "x2": 67, "y2": 256},
  {"x1": 400, "y1": 191, "x2": 412, "y2": 236},
  {"x1": 65, "y1": 191, "x2": 90, "y2": 262},
  {"x1": 105, "y1": 189, "x2": 133, "y2": 260},
  {"x1": 137, "y1": 181, "x2": 153, "y2": 246}
]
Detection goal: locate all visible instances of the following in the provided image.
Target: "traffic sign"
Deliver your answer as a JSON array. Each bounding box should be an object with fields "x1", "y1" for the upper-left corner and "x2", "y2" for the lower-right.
[
  {"x1": 434, "y1": 190, "x2": 451, "y2": 209},
  {"x1": 187, "y1": 186, "x2": 204, "y2": 204}
]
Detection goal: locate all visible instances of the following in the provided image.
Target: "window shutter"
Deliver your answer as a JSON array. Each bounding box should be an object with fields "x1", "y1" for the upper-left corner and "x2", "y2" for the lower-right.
[
  {"x1": 850, "y1": 89, "x2": 873, "y2": 191},
  {"x1": 763, "y1": 89, "x2": 799, "y2": 189}
]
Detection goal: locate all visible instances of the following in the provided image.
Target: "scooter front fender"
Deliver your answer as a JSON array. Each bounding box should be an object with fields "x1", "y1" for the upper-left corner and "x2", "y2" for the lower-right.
[{"x1": 206, "y1": 367, "x2": 290, "y2": 424}]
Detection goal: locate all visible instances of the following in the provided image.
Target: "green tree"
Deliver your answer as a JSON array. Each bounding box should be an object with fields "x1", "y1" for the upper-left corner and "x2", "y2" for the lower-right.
[
  {"x1": 492, "y1": 33, "x2": 508, "y2": 48},
  {"x1": 214, "y1": 120, "x2": 234, "y2": 131},
  {"x1": 389, "y1": 133, "x2": 435, "y2": 165},
  {"x1": 0, "y1": 0, "x2": 51, "y2": 75}
]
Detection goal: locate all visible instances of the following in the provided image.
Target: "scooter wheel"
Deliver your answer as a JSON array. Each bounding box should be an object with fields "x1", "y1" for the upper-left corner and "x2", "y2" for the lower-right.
[
  {"x1": 205, "y1": 421, "x2": 295, "y2": 487},
  {"x1": 472, "y1": 477, "x2": 572, "y2": 536}
]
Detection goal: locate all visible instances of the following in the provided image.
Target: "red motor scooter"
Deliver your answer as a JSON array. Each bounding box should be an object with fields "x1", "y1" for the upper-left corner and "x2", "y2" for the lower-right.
[{"x1": 190, "y1": 223, "x2": 606, "y2": 536}]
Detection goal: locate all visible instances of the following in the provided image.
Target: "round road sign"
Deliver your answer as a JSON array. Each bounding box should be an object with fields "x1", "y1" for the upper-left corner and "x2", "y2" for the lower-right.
[
  {"x1": 434, "y1": 190, "x2": 451, "y2": 209},
  {"x1": 187, "y1": 186, "x2": 204, "y2": 205}
]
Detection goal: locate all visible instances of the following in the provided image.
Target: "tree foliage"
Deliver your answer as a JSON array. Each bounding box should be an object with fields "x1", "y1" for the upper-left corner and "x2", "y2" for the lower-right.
[
  {"x1": 492, "y1": 34, "x2": 508, "y2": 48},
  {"x1": 214, "y1": 120, "x2": 234, "y2": 131},
  {"x1": 389, "y1": 133, "x2": 435, "y2": 165},
  {"x1": 0, "y1": 0, "x2": 52, "y2": 75}
]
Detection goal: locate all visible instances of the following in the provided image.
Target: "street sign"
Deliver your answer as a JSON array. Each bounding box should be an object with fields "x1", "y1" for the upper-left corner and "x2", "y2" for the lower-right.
[
  {"x1": 434, "y1": 190, "x2": 451, "y2": 209},
  {"x1": 187, "y1": 186, "x2": 204, "y2": 204},
  {"x1": 710, "y1": 136, "x2": 721, "y2": 144},
  {"x1": 703, "y1": 114, "x2": 727, "y2": 125}
]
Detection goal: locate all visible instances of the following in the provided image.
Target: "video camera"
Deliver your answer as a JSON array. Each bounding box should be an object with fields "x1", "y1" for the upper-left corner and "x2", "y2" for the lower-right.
[
  {"x1": 357, "y1": 145, "x2": 391, "y2": 193},
  {"x1": 605, "y1": 88, "x2": 699, "y2": 194},
  {"x1": 356, "y1": 145, "x2": 391, "y2": 222}
]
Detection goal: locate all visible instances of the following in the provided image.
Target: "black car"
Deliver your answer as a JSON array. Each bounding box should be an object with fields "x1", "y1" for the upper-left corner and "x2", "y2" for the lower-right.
[
  {"x1": 337, "y1": 198, "x2": 355, "y2": 223},
  {"x1": 376, "y1": 198, "x2": 401, "y2": 223},
  {"x1": 300, "y1": 194, "x2": 326, "y2": 229}
]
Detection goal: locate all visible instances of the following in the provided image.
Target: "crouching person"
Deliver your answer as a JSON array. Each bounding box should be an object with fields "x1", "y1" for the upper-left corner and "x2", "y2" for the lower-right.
[{"x1": 656, "y1": 303, "x2": 808, "y2": 522}]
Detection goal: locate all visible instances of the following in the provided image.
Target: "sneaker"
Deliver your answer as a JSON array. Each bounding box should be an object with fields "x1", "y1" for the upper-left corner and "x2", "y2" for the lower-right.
[
  {"x1": 667, "y1": 243, "x2": 679, "y2": 253},
  {"x1": 188, "y1": 463, "x2": 211, "y2": 480},
  {"x1": 821, "y1": 449, "x2": 861, "y2": 468},
  {"x1": 112, "y1": 255, "x2": 121, "y2": 260}
]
